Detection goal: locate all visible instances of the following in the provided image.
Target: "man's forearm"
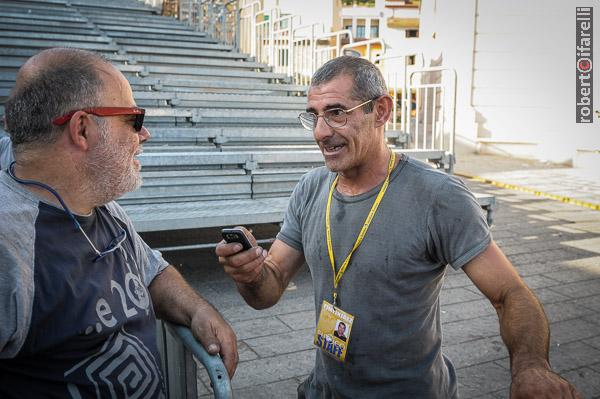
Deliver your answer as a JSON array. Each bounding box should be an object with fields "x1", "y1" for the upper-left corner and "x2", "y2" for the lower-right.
[
  {"x1": 149, "y1": 265, "x2": 239, "y2": 377},
  {"x1": 236, "y1": 260, "x2": 287, "y2": 310},
  {"x1": 149, "y1": 265, "x2": 217, "y2": 325},
  {"x1": 496, "y1": 284, "x2": 550, "y2": 375}
]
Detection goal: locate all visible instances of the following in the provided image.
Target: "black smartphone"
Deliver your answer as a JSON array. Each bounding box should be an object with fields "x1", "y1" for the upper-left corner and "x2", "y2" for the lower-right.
[{"x1": 221, "y1": 228, "x2": 253, "y2": 251}]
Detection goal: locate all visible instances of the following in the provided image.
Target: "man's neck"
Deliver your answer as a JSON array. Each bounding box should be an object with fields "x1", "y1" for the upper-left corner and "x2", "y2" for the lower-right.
[
  {"x1": 336, "y1": 146, "x2": 396, "y2": 196},
  {"x1": 11, "y1": 156, "x2": 96, "y2": 215}
]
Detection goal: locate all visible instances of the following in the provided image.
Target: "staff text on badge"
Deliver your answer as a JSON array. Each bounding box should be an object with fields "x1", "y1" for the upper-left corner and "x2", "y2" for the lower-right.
[{"x1": 314, "y1": 300, "x2": 355, "y2": 362}]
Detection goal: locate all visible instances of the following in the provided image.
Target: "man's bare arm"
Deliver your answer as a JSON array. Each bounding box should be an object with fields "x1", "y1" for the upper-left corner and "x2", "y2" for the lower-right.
[
  {"x1": 463, "y1": 241, "x2": 581, "y2": 398},
  {"x1": 149, "y1": 265, "x2": 238, "y2": 377},
  {"x1": 216, "y1": 229, "x2": 305, "y2": 309}
]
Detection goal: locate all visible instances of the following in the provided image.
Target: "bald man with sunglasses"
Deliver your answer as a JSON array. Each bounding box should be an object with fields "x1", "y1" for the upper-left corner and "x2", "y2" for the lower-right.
[{"x1": 0, "y1": 48, "x2": 238, "y2": 398}]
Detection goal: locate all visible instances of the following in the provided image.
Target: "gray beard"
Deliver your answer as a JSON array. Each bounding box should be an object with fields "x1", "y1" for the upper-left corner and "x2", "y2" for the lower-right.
[{"x1": 83, "y1": 124, "x2": 142, "y2": 206}]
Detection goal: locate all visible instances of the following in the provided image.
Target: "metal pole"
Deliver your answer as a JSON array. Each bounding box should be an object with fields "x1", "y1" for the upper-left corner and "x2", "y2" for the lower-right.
[
  {"x1": 310, "y1": 23, "x2": 316, "y2": 80},
  {"x1": 269, "y1": 9, "x2": 275, "y2": 66},
  {"x1": 235, "y1": 3, "x2": 241, "y2": 50},
  {"x1": 423, "y1": 86, "x2": 429, "y2": 149},
  {"x1": 432, "y1": 85, "x2": 437, "y2": 150},
  {"x1": 288, "y1": 22, "x2": 293, "y2": 78},
  {"x1": 450, "y1": 69, "x2": 457, "y2": 156}
]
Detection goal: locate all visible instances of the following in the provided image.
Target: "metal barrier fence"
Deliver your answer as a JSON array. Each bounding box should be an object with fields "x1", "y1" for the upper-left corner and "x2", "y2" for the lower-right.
[
  {"x1": 375, "y1": 55, "x2": 455, "y2": 157},
  {"x1": 291, "y1": 28, "x2": 354, "y2": 85},
  {"x1": 375, "y1": 53, "x2": 424, "y2": 132},
  {"x1": 176, "y1": 0, "x2": 239, "y2": 47},
  {"x1": 407, "y1": 67, "x2": 457, "y2": 155},
  {"x1": 238, "y1": 1, "x2": 260, "y2": 58}
]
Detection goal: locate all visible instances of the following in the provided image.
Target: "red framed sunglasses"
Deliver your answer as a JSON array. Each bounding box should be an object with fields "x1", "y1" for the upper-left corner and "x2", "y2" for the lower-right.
[{"x1": 52, "y1": 107, "x2": 145, "y2": 132}]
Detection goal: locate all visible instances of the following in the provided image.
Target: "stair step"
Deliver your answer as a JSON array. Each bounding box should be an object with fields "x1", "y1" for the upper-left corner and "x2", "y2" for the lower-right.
[
  {"x1": 112, "y1": 37, "x2": 232, "y2": 51},
  {"x1": 120, "y1": 45, "x2": 249, "y2": 60},
  {"x1": 0, "y1": 11, "x2": 86, "y2": 23},
  {"x1": 0, "y1": 31, "x2": 111, "y2": 43},
  {"x1": 0, "y1": 38, "x2": 120, "y2": 52}
]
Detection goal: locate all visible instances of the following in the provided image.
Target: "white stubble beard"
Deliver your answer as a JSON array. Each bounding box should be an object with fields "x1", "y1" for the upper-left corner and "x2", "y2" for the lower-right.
[{"x1": 84, "y1": 123, "x2": 142, "y2": 206}]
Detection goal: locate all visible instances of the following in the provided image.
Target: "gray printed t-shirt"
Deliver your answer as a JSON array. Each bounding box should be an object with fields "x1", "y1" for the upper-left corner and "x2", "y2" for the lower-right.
[
  {"x1": 0, "y1": 170, "x2": 169, "y2": 398},
  {"x1": 277, "y1": 154, "x2": 491, "y2": 398}
]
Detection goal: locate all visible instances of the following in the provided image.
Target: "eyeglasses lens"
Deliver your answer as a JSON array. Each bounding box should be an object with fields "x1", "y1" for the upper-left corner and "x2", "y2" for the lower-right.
[
  {"x1": 325, "y1": 110, "x2": 346, "y2": 127},
  {"x1": 298, "y1": 110, "x2": 348, "y2": 131},
  {"x1": 133, "y1": 113, "x2": 144, "y2": 131},
  {"x1": 94, "y1": 229, "x2": 127, "y2": 262},
  {"x1": 299, "y1": 113, "x2": 317, "y2": 130}
]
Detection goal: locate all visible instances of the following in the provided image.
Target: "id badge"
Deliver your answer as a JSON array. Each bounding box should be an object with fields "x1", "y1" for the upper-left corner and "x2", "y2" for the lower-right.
[{"x1": 313, "y1": 300, "x2": 354, "y2": 362}]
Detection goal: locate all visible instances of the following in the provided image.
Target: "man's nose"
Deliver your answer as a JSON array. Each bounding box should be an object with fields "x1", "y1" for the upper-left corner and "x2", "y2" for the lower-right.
[
  {"x1": 313, "y1": 115, "x2": 333, "y2": 142},
  {"x1": 138, "y1": 125, "x2": 151, "y2": 143}
]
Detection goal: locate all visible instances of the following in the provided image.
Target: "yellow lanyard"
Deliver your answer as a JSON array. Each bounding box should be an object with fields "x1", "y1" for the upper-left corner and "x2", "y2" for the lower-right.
[{"x1": 325, "y1": 151, "x2": 396, "y2": 306}]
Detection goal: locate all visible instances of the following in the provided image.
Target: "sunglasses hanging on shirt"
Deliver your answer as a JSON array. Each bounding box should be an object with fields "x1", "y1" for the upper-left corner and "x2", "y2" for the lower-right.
[{"x1": 7, "y1": 162, "x2": 127, "y2": 262}]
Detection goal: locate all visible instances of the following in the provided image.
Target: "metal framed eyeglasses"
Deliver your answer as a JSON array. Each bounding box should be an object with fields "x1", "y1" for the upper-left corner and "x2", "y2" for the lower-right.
[
  {"x1": 298, "y1": 99, "x2": 374, "y2": 131},
  {"x1": 52, "y1": 107, "x2": 146, "y2": 132}
]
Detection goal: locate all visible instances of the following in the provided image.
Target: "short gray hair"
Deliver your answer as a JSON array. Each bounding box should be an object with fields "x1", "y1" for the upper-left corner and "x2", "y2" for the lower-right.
[
  {"x1": 310, "y1": 56, "x2": 388, "y2": 103},
  {"x1": 5, "y1": 48, "x2": 109, "y2": 149}
]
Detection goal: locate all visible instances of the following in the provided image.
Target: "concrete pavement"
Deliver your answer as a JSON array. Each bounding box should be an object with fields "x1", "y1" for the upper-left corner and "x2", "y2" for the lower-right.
[{"x1": 168, "y1": 155, "x2": 600, "y2": 398}]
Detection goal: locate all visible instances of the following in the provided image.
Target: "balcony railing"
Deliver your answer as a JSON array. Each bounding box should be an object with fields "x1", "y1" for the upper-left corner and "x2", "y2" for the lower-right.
[{"x1": 385, "y1": 0, "x2": 420, "y2": 9}]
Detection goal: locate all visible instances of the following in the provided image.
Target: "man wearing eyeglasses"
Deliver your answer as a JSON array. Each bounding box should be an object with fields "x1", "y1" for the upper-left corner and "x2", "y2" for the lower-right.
[
  {"x1": 0, "y1": 48, "x2": 238, "y2": 398},
  {"x1": 217, "y1": 56, "x2": 581, "y2": 398}
]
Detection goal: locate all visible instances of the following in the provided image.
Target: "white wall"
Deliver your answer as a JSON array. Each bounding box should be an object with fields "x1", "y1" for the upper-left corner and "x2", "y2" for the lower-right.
[
  {"x1": 271, "y1": 0, "x2": 335, "y2": 31},
  {"x1": 432, "y1": 0, "x2": 599, "y2": 163},
  {"x1": 423, "y1": 0, "x2": 479, "y2": 153}
]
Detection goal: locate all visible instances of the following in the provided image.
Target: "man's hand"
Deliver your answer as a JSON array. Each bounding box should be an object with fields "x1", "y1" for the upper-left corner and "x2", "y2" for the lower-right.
[
  {"x1": 511, "y1": 365, "x2": 582, "y2": 398},
  {"x1": 216, "y1": 227, "x2": 268, "y2": 285},
  {"x1": 189, "y1": 305, "x2": 238, "y2": 378},
  {"x1": 148, "y1": 266, "x2": 239, "y2": 377},
  {"x1": 216, "y1": 230, "x2": 305, "y2": 310}
]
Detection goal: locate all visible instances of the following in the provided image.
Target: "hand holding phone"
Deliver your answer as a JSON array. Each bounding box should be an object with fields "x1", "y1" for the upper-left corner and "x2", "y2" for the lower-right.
[
  {"x1": 217, "y1": 227, "x2": 268, "y2": 286},
  {"x1": 221, "y1": 228, "x2": 253, "y2": 251}
]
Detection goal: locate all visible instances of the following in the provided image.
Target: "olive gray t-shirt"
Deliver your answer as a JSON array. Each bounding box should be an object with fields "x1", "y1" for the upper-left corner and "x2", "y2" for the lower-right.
[{"x1": 277, "y1": 154, "x2": 491, "y2": 398}]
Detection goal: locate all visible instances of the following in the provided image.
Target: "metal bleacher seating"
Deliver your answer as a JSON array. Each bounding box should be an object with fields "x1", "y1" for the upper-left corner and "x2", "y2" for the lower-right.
[{"x1": 0, "y1": 0, "x2": 495, "y2": 233}]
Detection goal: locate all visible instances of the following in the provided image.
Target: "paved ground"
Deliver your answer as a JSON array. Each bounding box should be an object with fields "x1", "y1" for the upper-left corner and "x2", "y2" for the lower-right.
[
  {"x1": 456, "y1": 153, "x2": 600, "y2": 210},
  {"x1": 165, "y1": 155, "x2": 600, "y2": 399}
]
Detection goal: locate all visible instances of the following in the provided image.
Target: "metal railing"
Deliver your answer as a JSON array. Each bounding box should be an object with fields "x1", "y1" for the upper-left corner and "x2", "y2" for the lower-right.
[
  {"x1": 341, "y1": 38, "x2": 385, "y2": 60},
  {"x1": 375, "y1": 54, "x2": 456, "y2": 160},
  {"x1": 215, "y1": 1, "x2": 380, "y2": 85},
  {"x1": 177, "y1": 0, "x2": 239, "y2": 47},
  {"x1": 140, "y1": 0, "x2": 164, "y2": 8},
  {"x1": 375, "y1": 53, "x2": 424, "y2": 132},
  {"x1": 157, "y1": 321, "x2": 232, "y2": 399},
  {"x1": 290, "y1": 28, "x2": 353, "y2": 85},
  {"x1": 270, "y1": 13, "x2": 301, "y2": 76},
  {"x1": 406, "y1": 67, "x2": 457, "y2": 156},
  {"x1": 238, "y1": 1, "x2": 261, "y2": 56}
]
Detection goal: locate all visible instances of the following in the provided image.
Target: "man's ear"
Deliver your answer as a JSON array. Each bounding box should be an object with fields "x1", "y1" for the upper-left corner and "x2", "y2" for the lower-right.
[
  {"x1": 67, "y1": 111, "x2": 93, "y2": 151},
  {"x1": 373, "y1": 95, "x2": 393, "y2": 128}
]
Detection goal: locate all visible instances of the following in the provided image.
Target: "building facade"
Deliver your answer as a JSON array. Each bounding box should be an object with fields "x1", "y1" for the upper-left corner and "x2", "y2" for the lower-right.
[{"x1": 265, "y1": 0, "x2": 598, "y2": 166}]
